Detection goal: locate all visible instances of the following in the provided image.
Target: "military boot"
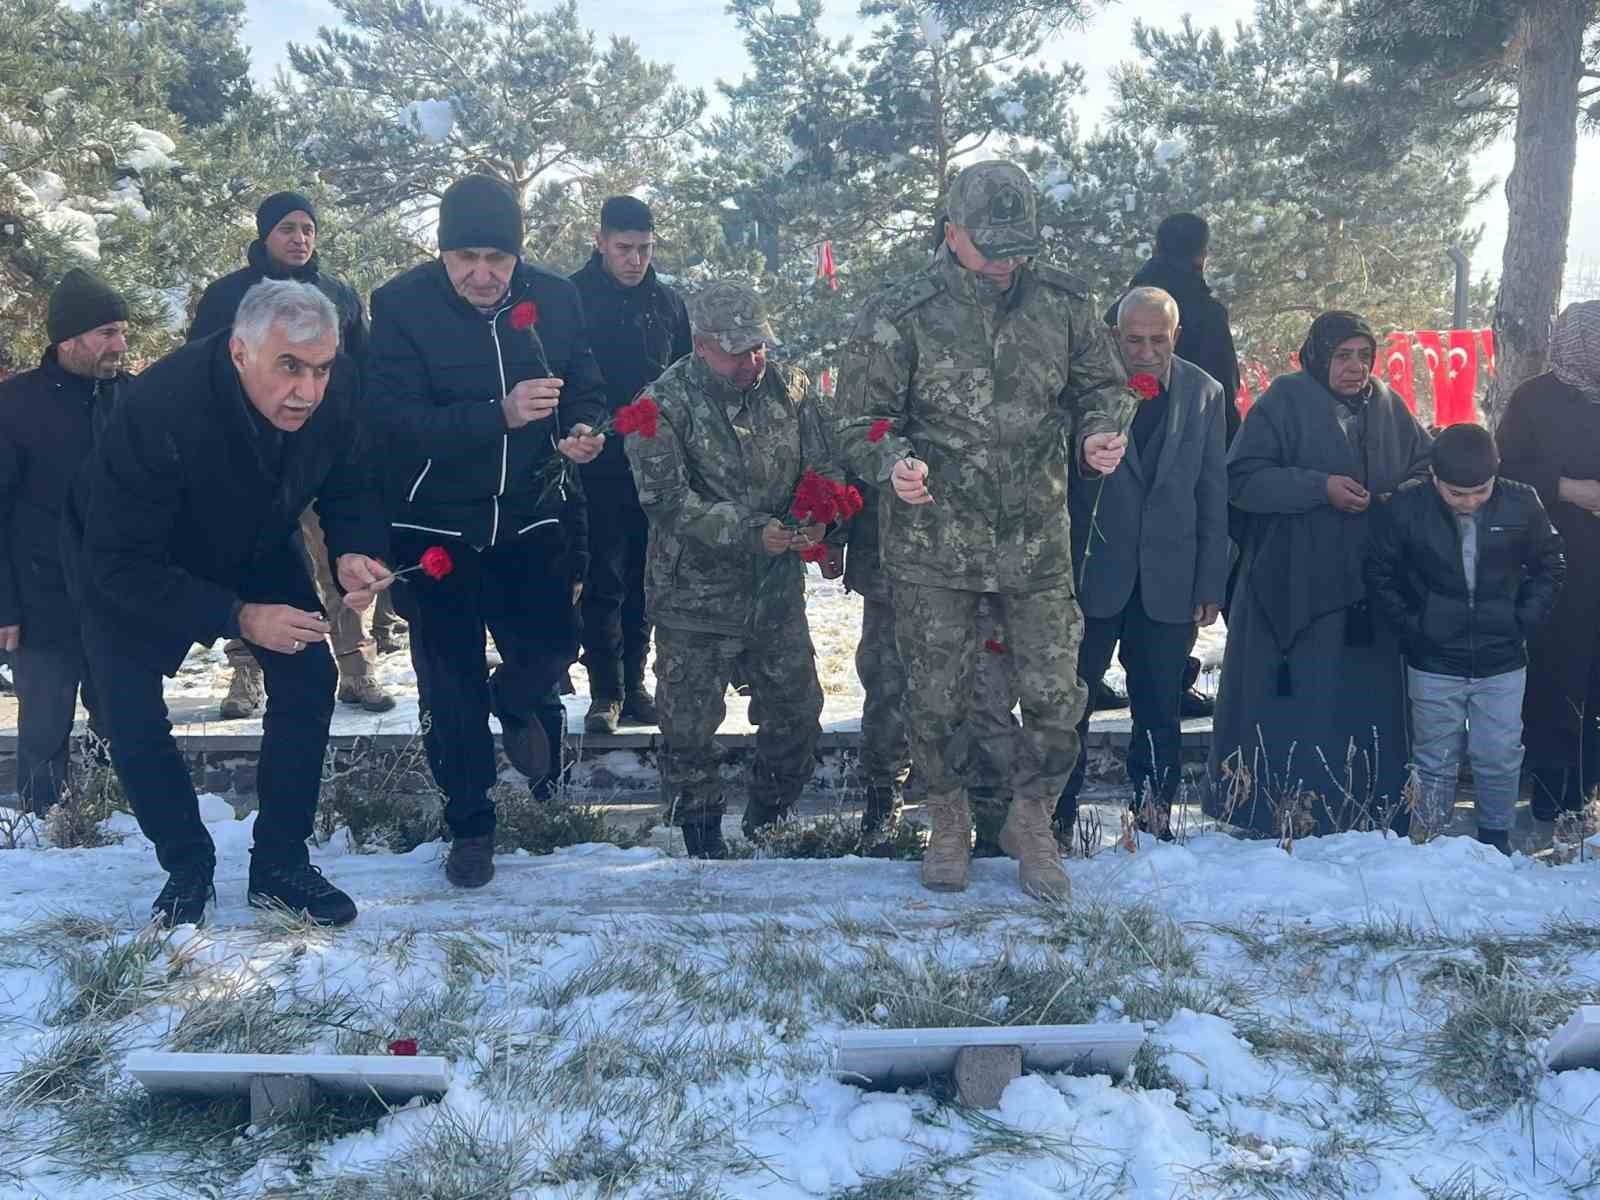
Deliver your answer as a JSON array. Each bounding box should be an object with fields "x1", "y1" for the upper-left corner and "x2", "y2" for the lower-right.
[
  {"x1": 920, "y1": 790, "x2": 972, "y2": 892},
  {"x1": 682, "y1": 812, "x2": 728, "y2": 859},
  {"x1": 337, "y1": 665, "x2": 396, "y2": 713},
  {"x1": 861, "y1": 782, "x2": 904, "y2": 837},
  {"x1": 220, "y1": 663, "x2": 264, "y2": 719},
  {"x1": 998, "y1": 797, "x2": 1071, "y2": 901}
]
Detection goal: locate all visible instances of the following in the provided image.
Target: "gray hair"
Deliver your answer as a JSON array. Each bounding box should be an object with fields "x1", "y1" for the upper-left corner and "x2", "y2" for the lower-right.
[
  {"x1": 233, "y1": 279, "x2": 339, "y2": 351},
  {"x1": 1116, "y1": 286, "x2": 1180, "y2": 330}
]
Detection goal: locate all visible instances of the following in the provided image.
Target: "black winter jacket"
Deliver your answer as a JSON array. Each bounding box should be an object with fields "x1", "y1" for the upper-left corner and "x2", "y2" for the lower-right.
[
  {"x1": 65, "y1": 332, "x2": 386, "y2": 675},
  {"x1": 1109, "y1": 255, "x2": 1241, "y2": 444},
  {"x1": 189, "y1": 242, "x2": 368, "y2": 360},
  {"x1": 569, "y1": 253, "x2": 691, "y2": 481},
  {"x1": 1366, "y1": 477, "x2": 1565, "y2": 679},
  {"x1": 367, "y1": 260, "x2": 607, "y2": 548},
  {"x1": 0, "y1": 349, "x2": 127, "y2": 649}
]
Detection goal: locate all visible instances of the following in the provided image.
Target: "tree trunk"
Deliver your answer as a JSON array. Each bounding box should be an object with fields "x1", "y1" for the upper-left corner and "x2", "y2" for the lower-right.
[{"x1": 1485, "y1": 0, "x2": 1590, "y2": 424}]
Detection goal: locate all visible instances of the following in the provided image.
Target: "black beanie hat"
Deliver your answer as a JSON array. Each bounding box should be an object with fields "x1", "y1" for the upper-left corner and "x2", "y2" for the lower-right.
[
  {"x1": 438, "y1": 174, "x2": 523, "y2": 257},
  {"x1": 1432, "y1": 422, "x2": 1500, "y2": 488},
  {"x1": 600, "y1": 195, "x2": 654, "y2": 233},
  {"x1": 48, "y1": 268, "x2": 129, "y2": 344},
  {"x1": 256, "y1": 191, "x2": 318, "y2": 240}
]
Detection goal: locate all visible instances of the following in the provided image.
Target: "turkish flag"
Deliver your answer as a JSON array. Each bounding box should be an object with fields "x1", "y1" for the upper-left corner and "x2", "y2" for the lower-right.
[
  {"x1": 1480, "y1": 329, "x2": 1496, "y2": 376},
  {"x1": 1414, "y1": 331, "x2": 1449, "y2": 424},
  {"x1": 816, "y1": 241, "x2": 838, "y2": 290},
  {"x1": 1380, "y1": 332, "x2": 1416, "y2": 412},
  {"x1": 1439, "y1": 330, "x2": 1478, "y2": 425}
]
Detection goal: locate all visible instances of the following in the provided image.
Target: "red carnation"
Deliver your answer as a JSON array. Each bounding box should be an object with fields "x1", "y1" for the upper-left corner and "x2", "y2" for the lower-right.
[
  {"x1": 508, "y1": 301, "x2": 538, "y2": 331},
  {"x1": 419, "y1": 545, "x2": 454, "y2": 581},
  {"x1": 613, "y1": 394, "x2": 660, "y2": 439},
  {"x1": 834, "y1": 482, "x2": 864, "y2": 520},
  {"x1": 866, "y1": 419, "x2": 893, "y2": 444},
  {"x1": 799, "y1": 544, "x2": 829, "y2": 563},
  {"x1": 1128, "y1": 373, "x2": 1160, "y2": 400},
  {"x1": 791, "y1": 469, "x2": 840, "y2": 525},
  {"x1": 388, "y1": 1038, "x2": 419, "y2": 1056},
  {"x1": 984, "y1": 639, "x2": 1007, "y2": 655}
]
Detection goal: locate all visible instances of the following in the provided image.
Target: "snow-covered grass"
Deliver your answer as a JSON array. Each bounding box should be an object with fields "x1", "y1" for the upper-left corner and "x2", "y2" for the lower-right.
[{"x1": 5, "y1": 796, "x2": 1600, "y2": 1198}]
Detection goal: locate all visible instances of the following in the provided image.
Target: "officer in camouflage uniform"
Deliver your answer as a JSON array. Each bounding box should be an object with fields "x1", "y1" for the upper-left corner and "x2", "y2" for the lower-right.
[
  {"x1": 835, "y1": 160, "x2": 1128, "y2": 898},
  {"x1": 629, "y1": 282, "x2": 837, "y2": 859}
]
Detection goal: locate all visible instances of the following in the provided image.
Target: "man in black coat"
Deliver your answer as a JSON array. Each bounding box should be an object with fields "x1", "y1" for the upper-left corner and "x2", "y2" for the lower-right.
[
  {"x1": 1057, "y1": 287, "x2": 1230, "y2": 839},
  {"x1": 569, "y1": 196, "x2": 691, "y2": 733},
  {"x1": 67, "y1": 280, "x2": 391, "y2": 927},
  {"x1": 367, "y1": 173, "x2": 607, "y2": 890},
  {"x1": 189, "y1": 191, "x2": 394, "y2": 718},
  {"x1": 0, "y1": 269, "x2": 130, "y2": 812}
]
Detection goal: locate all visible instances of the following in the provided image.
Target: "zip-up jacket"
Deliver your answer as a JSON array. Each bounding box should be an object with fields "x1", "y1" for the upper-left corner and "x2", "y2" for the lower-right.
[
  {"x1": 189, "y1": 241, "x2": 368, "y2": 361},
  {"x1": 367, "y1": 259, "x2": 607, "y2": 549},
  {"x1": 1366, "y1": 476, "x2": 1565, "y2": 679}
]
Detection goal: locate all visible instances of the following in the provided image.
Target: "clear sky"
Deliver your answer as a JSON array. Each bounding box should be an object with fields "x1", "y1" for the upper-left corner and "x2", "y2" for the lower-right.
[{"x1": 243, "y1": 0, "x2": 1600, "y2": 286}]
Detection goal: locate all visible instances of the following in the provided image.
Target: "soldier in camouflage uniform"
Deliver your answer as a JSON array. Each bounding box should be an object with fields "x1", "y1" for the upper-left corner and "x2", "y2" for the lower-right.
[
  {"x1": 835, "y1": 161, "x2": 1128, "y2": 898},
  {"x1": 628, "y1": 282, "x2": 836, "y2": 859}
]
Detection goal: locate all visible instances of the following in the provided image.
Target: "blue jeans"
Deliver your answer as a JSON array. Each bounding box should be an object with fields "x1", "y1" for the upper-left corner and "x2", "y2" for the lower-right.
[{"x1": 1407, "y1": 666, "x2": 1526, "y2": 834}]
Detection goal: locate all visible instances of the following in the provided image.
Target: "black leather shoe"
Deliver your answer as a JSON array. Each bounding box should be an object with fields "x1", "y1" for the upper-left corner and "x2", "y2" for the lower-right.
[
  {"x1": 1180, "y1": 687, "x2": 1215, "y2": 719},
  {"x1": 445, "y1": 834, "x2": 496, "y2": 888},
  {"x1": 682, "y1": 817, "x2": 728, "y2": 860},
  {"x1": 620, "y1": 688, "x2": 658, "y2": 725},
  {"x1": 1094, "y1": 680, "x2": 1128, "y2": 709},
  {"x1": 151, "y1": 861, "x2": 216, "y2": 927},
  {"x1": 248, "y1": 861, "x2": 357, "y2": 926}
]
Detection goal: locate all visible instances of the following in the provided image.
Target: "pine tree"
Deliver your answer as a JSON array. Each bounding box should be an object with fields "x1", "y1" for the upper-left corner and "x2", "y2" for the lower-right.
[
  {"x1": 1340, "y1": 0, "x2": 1600, "y2": 416},
  {"x1": 283, "y1": 0, "x2": 704, "y2": 265}
]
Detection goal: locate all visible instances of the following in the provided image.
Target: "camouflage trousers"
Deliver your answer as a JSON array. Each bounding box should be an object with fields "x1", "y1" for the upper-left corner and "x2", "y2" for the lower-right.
[
  {"x1": 893, "y1": 580, "x2": 1086, "y2": 820},
  {"x1": 655, "y1": 618, "x2": 823, "y2": 826},
  {"x1": 858, "y1": 593, "x2": 1016, "y2": 840}
]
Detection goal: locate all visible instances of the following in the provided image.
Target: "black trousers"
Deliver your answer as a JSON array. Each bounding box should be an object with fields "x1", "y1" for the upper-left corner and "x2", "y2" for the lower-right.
[
  {"x1": 391, "y1": 529, "x2": 578, "y2": 838},
  {"x1": 579, "y1": 476, "x2": 650, "y2": 701},
  {"x1": 1057, "y1": 584, "x2": 1194, "y2": 829},
  {"x1": 85, "y1": 563, "x2": 335, "y2": 872},
  {"x1": 14, "y1": 644, "x2": 97, "y2": 813}
]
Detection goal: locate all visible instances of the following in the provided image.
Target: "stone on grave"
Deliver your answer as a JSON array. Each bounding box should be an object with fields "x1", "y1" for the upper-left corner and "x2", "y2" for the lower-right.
[{"x1": 953, "y1": 1044, "x2": 1023, "y2": 1109}]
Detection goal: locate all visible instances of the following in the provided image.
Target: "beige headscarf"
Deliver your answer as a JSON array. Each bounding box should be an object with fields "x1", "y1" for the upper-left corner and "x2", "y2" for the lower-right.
[{"x1": 1550, "y1": 301, "x2": 1600, "y2": 397}]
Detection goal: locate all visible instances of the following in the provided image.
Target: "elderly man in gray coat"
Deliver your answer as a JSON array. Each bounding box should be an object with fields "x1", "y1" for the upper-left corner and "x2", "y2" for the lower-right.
[{"x1": 1055, "y1": 286, "x2": 1230, "y2": 839}]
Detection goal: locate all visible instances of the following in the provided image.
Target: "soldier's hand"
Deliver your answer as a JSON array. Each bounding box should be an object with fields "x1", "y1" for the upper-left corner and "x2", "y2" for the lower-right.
[
  {"x1": 819, "y1": 546, "x2": 845, "y2": 580},
  {"x1": 892, "y1": 457, "x2": 933, "y2": 505},
  {"x1": 1326, "y1": 474, "x2": 1370, "y2": 513},
  {"x1": 337, "y1": 554, "x2": 393, "y2": 613},
  {"x1": 761, "y1": 519, "x2": 795, "y2": 555},
  {"x1": 239, "y1": 604, "x2": 331, "y2": 656},
  {"x1": 558, "y1": 424, "x2": 605, "y2": 463},
  {"x1": 1083, "y1": 432, "x2": 1127, "y2": 476},
  {"x1": 790, "y1": 522, "x2": 826, "y2": 550},
  {"x1": 0, "y1": 624, "x2": 18, "y2": 653},
  {"x1": 502, "y1": 378, "x2": 563, "y2": 429},
  {"x1": 1194, "y1": 603, "x2": 1221, "y2": 628}
]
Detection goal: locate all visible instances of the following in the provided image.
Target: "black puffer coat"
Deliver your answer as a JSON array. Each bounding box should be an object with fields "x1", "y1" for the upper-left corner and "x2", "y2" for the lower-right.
[
  {"x1": 1366, "y1": 476, "x2": 1566, "y2": 679},
  {"x1": 189, "y1": 241, "x2": 368, "y2": 360}
]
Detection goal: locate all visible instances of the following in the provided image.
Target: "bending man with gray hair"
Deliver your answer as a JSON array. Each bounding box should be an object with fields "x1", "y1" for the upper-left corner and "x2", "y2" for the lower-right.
[
  {"x1": 66, "y1": 279, "x2": 392, "y2": 927},
  {"x1": 1055, "y1": 285, "x2": 1230, "y2": 839}
]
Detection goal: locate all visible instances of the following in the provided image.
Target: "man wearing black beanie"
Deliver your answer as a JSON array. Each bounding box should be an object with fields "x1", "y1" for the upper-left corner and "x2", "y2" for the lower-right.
[
  {"x1": 569, "y1": 195, "x2": 690, "y2": 733},
  {"x1": 0, "y1": 268, "x2": 131, "y2": 812},
  {"x1": 368, "y1": 172, "x2": 607, "y2": 890},
  {"x1": 1367, "y1": 422, "x2": 1566, "y2": 851},
  {"x1": 190, "y1": 190, "x2": 393, "y2": 720}
]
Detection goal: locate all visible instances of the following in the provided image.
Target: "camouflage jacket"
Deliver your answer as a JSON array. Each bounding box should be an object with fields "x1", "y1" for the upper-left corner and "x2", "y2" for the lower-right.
[
  {"x1": 835, "y1": 251, "x2": 1126, "y2": 593},
  {"x1": 629, "y1": 354, "x2": 836, "y2": 636}
]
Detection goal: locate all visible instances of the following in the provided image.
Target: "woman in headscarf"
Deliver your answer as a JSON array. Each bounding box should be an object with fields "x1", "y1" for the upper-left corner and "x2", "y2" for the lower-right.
[
  {"x1": 1207, "y1": 311, "x2": 1431, "y2": 836},
  {"x1": 1497, "y1": 301, "x2": 1600, "y2": 818}
]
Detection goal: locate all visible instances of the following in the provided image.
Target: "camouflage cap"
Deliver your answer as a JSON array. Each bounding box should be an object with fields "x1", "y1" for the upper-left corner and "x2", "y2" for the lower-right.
[
  {"x1": 688, "y1": 281, "x2": 778, "y2": 354},
  {"x1": 944, "y1": 160, "x2": 1039, "y2": 260}
]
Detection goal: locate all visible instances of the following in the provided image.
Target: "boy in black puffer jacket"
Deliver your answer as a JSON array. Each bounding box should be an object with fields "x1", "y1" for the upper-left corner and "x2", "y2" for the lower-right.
[{"x1": 1367, "y1": 423, "x2": 1566, "y2": 851}]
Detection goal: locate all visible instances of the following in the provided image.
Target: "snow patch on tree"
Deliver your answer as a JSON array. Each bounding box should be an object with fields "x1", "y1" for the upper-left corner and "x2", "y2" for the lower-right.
[
  {"x1": 40, "y1": 206, "x2": 100, "y2": 260},
  {"x1": 401, "y1": 98, "x2": 456, "y2": 144},
  {"x1": 121, "y1": 124, "x2": 177, "y2": 173}
]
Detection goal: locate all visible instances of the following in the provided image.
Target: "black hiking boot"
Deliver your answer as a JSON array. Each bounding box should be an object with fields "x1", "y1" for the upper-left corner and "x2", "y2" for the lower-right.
[
  {"x1": 1477, "y1": 827, "x2": 1512, "y2": 856},
  {"x1": 445, "y1": 834, "x2": 496, "y2": 888},
  {"x1": 151, "y1": 861, "x2": 216, "y2": 927},
  {"x1": 248, "y1": 860, "x2": 358, "y2": 926},
  {"x1": 500, "y1": 716, "x2": 551, "y2": 781},
  {"x1": 682, "y1": 816, "x2": 728, "y2": 860}
]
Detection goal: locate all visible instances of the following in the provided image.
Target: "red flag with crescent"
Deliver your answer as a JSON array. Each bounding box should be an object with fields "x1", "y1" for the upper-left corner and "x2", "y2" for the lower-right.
[
  {"x1": 1414, "y1": 331, "x2": 1449, "y2": 422},
  {"x1": 1480, "y1": 329, "x2": 1496, "y2": 376},
  {"x1": 1380, "y1": 332, "x2": 1415, "y2": 412},
  {"x1": 1439, "y1": 330, "x2": 1477, "y2": 426}
]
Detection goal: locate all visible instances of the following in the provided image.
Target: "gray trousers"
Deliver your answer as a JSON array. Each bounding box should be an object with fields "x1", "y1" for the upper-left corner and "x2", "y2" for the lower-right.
[
  {"x1": 1407, "y1": 666, "x2": 1526, "y2": 834},
  {"x1": 14, "y1": 645, "x2": 94, "y2": 813}
]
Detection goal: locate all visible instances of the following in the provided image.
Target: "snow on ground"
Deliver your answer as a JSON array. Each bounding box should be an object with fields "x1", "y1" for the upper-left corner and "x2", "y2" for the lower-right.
[{"x1": 3, "y1": 794, "x2": 1600, "y2": 1198}]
